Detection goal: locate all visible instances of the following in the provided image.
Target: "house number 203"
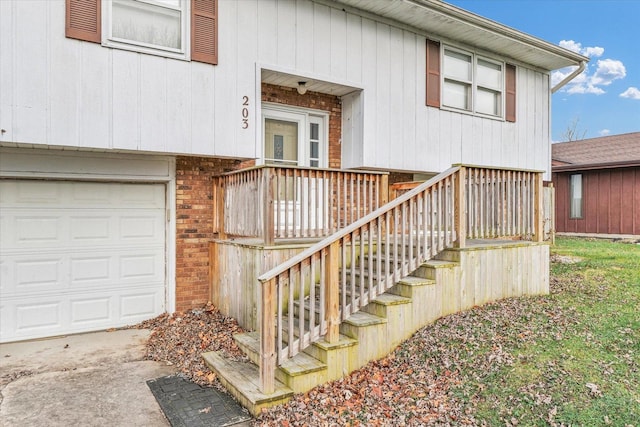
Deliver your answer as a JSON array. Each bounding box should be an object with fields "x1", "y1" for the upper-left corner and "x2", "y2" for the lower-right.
[{"x1": 241, "y1": 96, "x2": 249, "y2": 129}]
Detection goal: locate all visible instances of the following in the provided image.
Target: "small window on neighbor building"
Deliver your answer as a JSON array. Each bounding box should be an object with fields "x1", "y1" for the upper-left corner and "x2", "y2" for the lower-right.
[{"x1": 570, "y1": 174, "x2": 583, "y2": 219}]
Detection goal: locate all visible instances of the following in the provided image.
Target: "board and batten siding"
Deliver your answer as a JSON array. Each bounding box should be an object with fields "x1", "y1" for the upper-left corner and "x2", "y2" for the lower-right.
[{"x1": 0, "y1": 0, "x2": 551, "y2": 175}]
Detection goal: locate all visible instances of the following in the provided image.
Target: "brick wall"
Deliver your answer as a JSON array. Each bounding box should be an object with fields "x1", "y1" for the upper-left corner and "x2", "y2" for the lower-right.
[
  {"x1": 175, "y1": 156, "x2": 241, "y2": 311},
  {"x1": 262, "y1": 83, "x2": 342, "y2": 168}
]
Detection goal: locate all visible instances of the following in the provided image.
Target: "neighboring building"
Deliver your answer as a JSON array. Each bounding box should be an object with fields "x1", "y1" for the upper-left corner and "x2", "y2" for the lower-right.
[
  {"x1": 552, "y1": 132, "x2": 640, "y2": 236},
  {"x1": 0, "y1": 0, "x2": 585, "y2": 349}
]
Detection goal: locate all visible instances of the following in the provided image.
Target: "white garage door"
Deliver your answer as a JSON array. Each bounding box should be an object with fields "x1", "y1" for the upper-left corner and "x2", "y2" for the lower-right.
[{"x1": 0, "y1": 180, "x2": 166, "y2": 342}]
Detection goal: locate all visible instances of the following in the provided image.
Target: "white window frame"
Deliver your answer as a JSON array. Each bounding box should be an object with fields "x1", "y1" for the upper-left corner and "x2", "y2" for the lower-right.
[
  {"x1": 569, "y1": 173, "x2": 583, "y2": 219},
  {"x1": 261, "y1": 104, "x2": 329, "y2": 168},
  {"x1": 102, "y1": 0, "x2": 190, "y2": 61},
  {"x1": 441, "y1": 45, "x2": 505, "y2": 119}
]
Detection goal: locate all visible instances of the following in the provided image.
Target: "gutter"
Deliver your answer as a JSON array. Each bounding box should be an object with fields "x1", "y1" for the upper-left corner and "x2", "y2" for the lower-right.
[
  {"x1": 552, "y1": 159, "x2": 640, "y2": 173},
  {"x1": 551, "y1": 61, "x2": 587, "y2": 93}
]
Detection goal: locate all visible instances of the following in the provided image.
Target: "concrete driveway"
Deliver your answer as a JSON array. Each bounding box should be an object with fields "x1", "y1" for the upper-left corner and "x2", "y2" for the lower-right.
[{"x1": 0, "y1": 329, "x2": 176, "y2": 427}]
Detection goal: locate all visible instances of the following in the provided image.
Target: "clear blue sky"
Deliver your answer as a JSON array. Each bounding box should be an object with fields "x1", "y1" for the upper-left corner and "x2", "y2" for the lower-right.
[{"x1": 448, "y1": 0, "x2": 640, "y2": 141}]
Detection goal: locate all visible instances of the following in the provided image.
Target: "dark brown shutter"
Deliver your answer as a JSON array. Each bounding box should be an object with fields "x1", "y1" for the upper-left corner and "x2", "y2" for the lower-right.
[
  {"x1": 505, "y1": 64, "x2": 516, "y2": 122},
  {"x1": 192, "y1": 0, "x2": 218, "y2": 65},
  {"x1": 65, "y1": 0, "x2": 101, "y2": 43},
  {"x1": 426, "y1": 39, "x2": 441, "y2": 108}
]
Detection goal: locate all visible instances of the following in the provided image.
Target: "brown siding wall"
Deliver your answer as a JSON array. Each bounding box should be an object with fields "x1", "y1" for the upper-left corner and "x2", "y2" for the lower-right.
[{"x1": 553, "y1": 167, "x2": 640, "y2": 235}]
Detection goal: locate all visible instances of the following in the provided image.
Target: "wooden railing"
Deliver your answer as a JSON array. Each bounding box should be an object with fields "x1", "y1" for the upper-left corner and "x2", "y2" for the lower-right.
[
  {"x1": 464, "y1": 166, "x2": 543, "y2": 241},
  {"x1": 213, "y1": 165, "x2": 389, "y2": 244},
  {"x1": 256, "y1": 165, "x2": 543, "y2": 393}
]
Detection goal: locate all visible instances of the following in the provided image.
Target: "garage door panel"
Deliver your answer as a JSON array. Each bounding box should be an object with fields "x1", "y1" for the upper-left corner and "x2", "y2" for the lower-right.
[
  {"x1": 15, "y1": 216, "x2": 64, "y2": 243},
  {"x1": 120, "y1": 215, "x2": 164, "y2": 240},
  {"x1": 70, "y1": 297, "x2": 112, "y2": 324},
  {"x1": 4, "y1": 285, "x2": 165, "y2": 341},
  {"x1": 121, "y1": 292, "x2": 161, "y2": 320},
  {"x1": 15, "y1": 258, "x2": 63, "y2": 289},
  {"x1": 70, "y1": 216, "x2": 112, "y2": 241},
  {"x1": 70, "y1": 256, "x2": 112, "y2": 283},
  {"x1": 0, "y1": 255, "x2": 65, "y2": 295},
  {"x1": 0, "y1": 180, "x2": 167, "y2": 343},
  {"x1": 3, "y1": 211, "x2": 163, "y2": 249},
  {"x1": 16, "y1": 300, "x2": 63, "y2": 332}
]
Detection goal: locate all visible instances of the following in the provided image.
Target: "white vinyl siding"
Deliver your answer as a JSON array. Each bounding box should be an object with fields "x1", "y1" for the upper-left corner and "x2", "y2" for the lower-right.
[{"x1": 1, "y1": 0, "x2": 552, "y2": 177}]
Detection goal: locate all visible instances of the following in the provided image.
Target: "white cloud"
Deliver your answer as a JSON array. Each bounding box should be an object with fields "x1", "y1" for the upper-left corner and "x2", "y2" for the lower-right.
[
  {"x1": 552, "y1": 41, "x2": 626, "y2": 95},
  {"x1": 599, "y1": 129, "x2": 611, "y2": 136},
  {"x1": 591, "y1": 59, "x2": 626, "y2": 86},
  {"x1": 620, "y1": 87, "x2": 640, "y2": 100},
  {"x1": 566, "y1": 83, "x2": 605, "y2": 95},
  {"x1": 559, "y1": 40, "x2": 604, "y2": 57},
  {"x1": 583, "y1": 46, "x2": 605, "y2": 57}
]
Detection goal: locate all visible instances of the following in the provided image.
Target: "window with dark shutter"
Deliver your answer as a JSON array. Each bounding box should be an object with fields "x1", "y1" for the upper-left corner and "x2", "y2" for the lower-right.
[
  {"x1": 192, "y1": 0, "x2": 218, "y2": 65},
  {"x1": 65, "y1": 0, "x2": 101, "y2": 43},
  {"x1": 426, "y1": 39, "x2": 441, "y2": 108},
  {"x1": 505, "y1": 64, "x2": 516, "y2": 122}
]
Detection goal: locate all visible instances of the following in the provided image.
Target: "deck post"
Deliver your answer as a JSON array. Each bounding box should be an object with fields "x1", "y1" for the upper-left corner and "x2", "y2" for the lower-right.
[
  {"x1": 209, "y1": 242, "x2": 219, "y2": 306},
  {"x1": 213, "y1": 177, "x2": 227, "y2": 240},
  {"x1": 379, "y1": 174, "x2": 389, "y2": 207},
  {"x1": 533, "y1": 172, "x2": 544, "y2": 242},
  {"x1": 454, "y1": 166, "x2": 467, "y2": 248},
  {"x1": 263, "y1": 168, "x2": 275, "y2": 245},
  {"x1": 259, "y1": 278, "x2": 276, "y2": 394},
  {"x1": 324, "y1": 241, "x2": 340, "y2": 343}
]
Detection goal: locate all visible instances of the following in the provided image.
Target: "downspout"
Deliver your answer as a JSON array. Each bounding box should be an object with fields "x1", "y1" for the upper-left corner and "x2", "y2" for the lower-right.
[{"x1": 551, "y1": 61, "x2": 587, "y2": 93}]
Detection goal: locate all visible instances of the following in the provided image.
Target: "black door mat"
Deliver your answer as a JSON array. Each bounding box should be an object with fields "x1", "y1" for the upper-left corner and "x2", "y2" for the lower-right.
[{"x1": 147, "y1": 375, "x2": 252, "y2": 427}]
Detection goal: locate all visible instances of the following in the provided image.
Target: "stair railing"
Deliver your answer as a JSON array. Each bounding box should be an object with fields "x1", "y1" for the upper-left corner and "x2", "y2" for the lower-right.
[{"x1": 256, "y1": 165, "x2": 543, "y2": 393}]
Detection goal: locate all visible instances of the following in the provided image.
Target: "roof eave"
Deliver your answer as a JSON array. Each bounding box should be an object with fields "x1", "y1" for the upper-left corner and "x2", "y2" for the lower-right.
[
  {"x1": 328, "y1": 0, "x2": 588, "y2": 70},
  {"x1": 553, "y1": 160, "x2": 640, "y2": 173},
  {"x1": 415, "y1": 0, "x2": 588, "y2": 68}
]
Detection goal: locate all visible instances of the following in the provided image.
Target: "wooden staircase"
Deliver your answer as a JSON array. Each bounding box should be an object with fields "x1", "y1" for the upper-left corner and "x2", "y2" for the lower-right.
[
  {"x1": 203, "y1": 257, "x2": 460, "y2": 416},
  {"x1": 203, "y1": 165, "x2": 548, "y2": 416}
]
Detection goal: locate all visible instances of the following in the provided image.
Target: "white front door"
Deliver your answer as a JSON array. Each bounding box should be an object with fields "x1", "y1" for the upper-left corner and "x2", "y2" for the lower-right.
[
  {"x1": 262, "y1": 105, "x2": 328, "y2": 168},
  {"x1": 0, "y1": 180, "x2": 167, "y2": 342}
]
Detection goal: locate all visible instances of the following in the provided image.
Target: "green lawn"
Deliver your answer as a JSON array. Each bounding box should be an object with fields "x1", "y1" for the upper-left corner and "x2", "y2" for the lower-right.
[{"x1": 470, "y1": 238, "x2": 640, "y2": 425}]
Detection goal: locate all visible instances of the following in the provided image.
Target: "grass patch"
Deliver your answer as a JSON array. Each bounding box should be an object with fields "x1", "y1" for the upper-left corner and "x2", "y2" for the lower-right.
[{"x1": 471, "y1": 237, "x2": 640, "y2": 426}]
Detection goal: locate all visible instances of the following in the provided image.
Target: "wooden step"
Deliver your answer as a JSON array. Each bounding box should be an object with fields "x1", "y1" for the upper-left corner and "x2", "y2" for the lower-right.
[
  {"x1": 233, "y1": 331, "x2": 328, "y2": 393},
  {"x1": 389, "y1": 275, "x2": 436, "y2": 298},
  {"x1": 342, "y1": 310, "x2": 387, "y2": 328},
  {"x1": 234, "y1": 331, "x2": 260, "y2": 365},
  {"x1": 414, "y1": 259, "x2": 459, "y2": 280},
  {"x1": 202, "y1": 351, "x2": 293, "y2": 417}
]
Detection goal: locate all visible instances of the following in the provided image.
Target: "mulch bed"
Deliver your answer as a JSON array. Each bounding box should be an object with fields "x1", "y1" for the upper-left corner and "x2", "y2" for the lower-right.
[{"x1": 134, "y1": 303, "x2": 247, "y2": 390}]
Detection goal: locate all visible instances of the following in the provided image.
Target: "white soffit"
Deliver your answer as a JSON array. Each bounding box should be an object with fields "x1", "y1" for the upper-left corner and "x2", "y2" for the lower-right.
[
  {"x1": 329, "y1": 0, "x2": 588, "y2": 70},
  {"x1": 262, "y1": 70, "x2": 360, "y2": 96}
]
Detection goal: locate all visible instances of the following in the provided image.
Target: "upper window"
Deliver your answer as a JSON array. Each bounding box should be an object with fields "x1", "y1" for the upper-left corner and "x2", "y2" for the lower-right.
[
  {"x1": 108, "y1": 0, "x2": 185, "y2": 56},
  {"x1": 426, "y1": 39, "x2": 516, "y2": 122},
  {"x1": 442, "y1": 47, "x2": 504, "y2": 117},
  {"x1": 65, "y1": 0, "x2": 218, "y2": 65}
]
